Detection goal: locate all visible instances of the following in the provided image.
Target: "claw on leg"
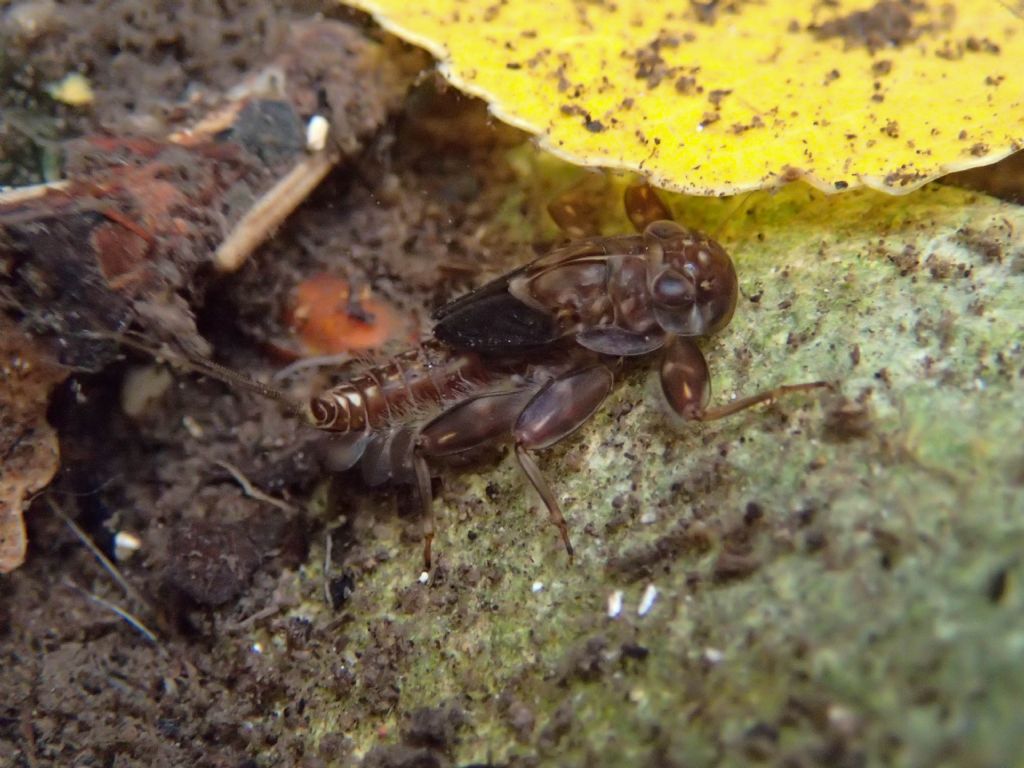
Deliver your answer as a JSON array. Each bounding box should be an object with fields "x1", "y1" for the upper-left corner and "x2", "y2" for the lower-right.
[{"x1": 422, "y1": 533, "x2": 433, "y2": 573}]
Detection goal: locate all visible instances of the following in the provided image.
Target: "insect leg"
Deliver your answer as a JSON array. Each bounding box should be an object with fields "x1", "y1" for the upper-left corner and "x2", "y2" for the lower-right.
[
  {"x1": 321, "y1": 430, "x2": 372, "y2": 472},
  {"x1": 576, "y1": 326, "x2": 665, "y2": 356},
  {"x1": 513, "y1": 444, "x2": 571, "y2": 556},
  {"x1": 660, "y1": 334, "x2": 830, "y2": 422},
  {"x1": 513, "y1": 364, "x2": 615, "y2": 557},
  {"x1": 694, "y1": 381, "x2": 832, "y2": 421},
  {"x1": 624, "y1": 183, "x2": 674, "y2": 231},
  {"x1": 360, "y1": 431, "x2": 398, "y2": 486},
  {"x1": 659, "y1": 334, "x2": 712, "y2": 419},
  {"x1": 546, "y1": 175, "x2": 608, "y2": 238},
  {"x1": 417, "y1": 388, "x2": 538, "y2": 568},
  {"x1": 412, "y1": 445, "x2": 435, "y2": 571}
]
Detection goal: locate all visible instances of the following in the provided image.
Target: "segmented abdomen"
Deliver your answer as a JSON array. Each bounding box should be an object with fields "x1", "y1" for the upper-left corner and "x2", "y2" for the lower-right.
[{"x1": 305, "y1": 340, "x2": 490, "y2": 433}]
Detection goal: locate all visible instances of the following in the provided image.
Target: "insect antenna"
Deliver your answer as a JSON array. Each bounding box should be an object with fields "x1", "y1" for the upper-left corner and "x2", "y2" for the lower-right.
[{"x1": 81, "y1": 329, "x2": 303, "y2": 416}]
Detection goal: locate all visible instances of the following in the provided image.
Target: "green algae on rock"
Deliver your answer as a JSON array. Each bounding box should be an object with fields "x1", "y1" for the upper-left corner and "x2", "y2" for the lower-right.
[{"x1": 289, "y1": 175, "x2": 1024, "y2": 765}]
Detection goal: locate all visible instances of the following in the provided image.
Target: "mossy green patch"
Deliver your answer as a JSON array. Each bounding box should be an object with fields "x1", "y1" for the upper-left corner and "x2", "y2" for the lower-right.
[{"x1": 280, "y1": 158, "x2": 1023, "y2": 765}]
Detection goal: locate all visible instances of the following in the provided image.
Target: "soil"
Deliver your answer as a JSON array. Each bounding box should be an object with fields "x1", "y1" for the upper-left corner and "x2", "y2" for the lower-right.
[
  {"x1": 5, "y1": 4, "x2": 1022, "y2": 768},
  {"x1": 1, "y1": 3, "x2": 531, "y2": 765}
]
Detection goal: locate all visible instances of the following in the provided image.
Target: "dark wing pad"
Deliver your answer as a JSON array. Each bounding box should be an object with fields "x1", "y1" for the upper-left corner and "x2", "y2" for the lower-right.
[{"x1": 433, "y1": 291, "x2": 558, "y2": 353}]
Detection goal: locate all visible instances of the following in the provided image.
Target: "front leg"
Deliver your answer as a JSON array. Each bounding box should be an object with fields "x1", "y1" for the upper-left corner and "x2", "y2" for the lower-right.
[
  {"x1": 624, "y1": 183, "x2": 674, "y2": 231},
  {"x1": 575, "y1": 326, "x2": 665, "y2": 356},
  {"x1": 660, "y1": 334, "x2": 830, "y2": 422}
]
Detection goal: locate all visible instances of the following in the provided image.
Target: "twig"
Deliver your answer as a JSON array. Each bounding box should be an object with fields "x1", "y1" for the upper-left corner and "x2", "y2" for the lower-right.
[
  {"x1": 213, "y1": 149, "x2": 340, "y2": 272},
  {"x1": 0, "y1": 180, "x2": 69, "y2": 206},
  {"x1": 63, "y1": 578, "x2": 164, "y2": 650},
  {"x1": 48, "y1": 497, "x2": 150, "y2": 610},
  {"x1": 223, "y1": 604, "x2": 281, "y2": 632},
  {"x1": 324, "y1": 529, "x2": 334, "y2": 607},
  {"x1": 215, "y1": 460, "x2": 298, "y2": 514}
]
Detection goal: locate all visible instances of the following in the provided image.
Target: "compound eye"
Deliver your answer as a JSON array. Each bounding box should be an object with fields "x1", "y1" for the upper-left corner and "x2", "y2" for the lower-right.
[{"x1": 651, "y1": 269, "x2": 694, "y2": 307}]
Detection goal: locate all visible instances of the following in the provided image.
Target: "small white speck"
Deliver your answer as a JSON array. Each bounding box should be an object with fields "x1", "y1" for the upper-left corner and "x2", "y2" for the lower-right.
[
  {"x1": 306, "y1": 115, "x2": 329, "y2": 152},
  {"x1": 696, "y1": 123, "x2": 705, "y2": 133},
  {"x1": 607, "y1": 590, "x2": 624, "y2": 618},
  {"x1": 638, "y1": 583, "x2": 658, "y2": 616},
  {"x1": 251, "y1": 642, "x2": 263, "y2": 654},
  {"x1": 181, "y1": 415, "x2": 203, "y2": 439},
  {"x1": 827, "y1": 704, "x2": 859, "y2": 736},
  {"x1": 531, "y1": 581, "x2": 544, "y2": 593},
  {"x1": 418, "y1": 571, "x2": 429, "y2": 584},
  {"x1": 113, "y1": 531, "x2": 142, "y2": 561},
  {"x1": 639, "y1": 510, "x2": 657, "y2": 525},
  {"x1": 703, "y1": 647, "x2": 724, "y2": 664},
  {"x1": 974, "y1": 378, "x2": 986, "y2": 391},
  {"x1": 628, "y1": 687, "x2": 647, "y2": 704}
]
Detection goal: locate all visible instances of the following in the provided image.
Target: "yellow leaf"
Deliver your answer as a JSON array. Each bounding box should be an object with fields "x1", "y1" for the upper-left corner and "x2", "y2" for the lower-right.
[{"x1": 342, "y1": 0, "x2": 1024, "y2": 195}]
